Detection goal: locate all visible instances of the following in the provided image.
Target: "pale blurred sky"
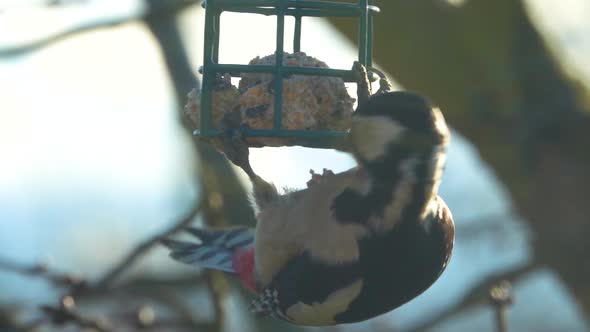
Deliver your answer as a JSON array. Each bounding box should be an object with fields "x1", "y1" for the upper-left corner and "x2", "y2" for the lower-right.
[{"x1": 525, "y1": 0, "x2": 590, "y2": 84}]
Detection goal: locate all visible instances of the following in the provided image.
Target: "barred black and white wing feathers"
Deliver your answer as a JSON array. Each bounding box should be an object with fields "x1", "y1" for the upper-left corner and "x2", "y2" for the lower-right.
[{"x1": 161, "y1": 227, "x2": 254, "y2": 273}]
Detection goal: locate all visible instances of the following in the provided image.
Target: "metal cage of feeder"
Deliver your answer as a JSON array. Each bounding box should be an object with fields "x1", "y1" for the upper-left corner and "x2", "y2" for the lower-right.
[{"x1": 198, "y1": 0, "x2": 380, "y2": 148}]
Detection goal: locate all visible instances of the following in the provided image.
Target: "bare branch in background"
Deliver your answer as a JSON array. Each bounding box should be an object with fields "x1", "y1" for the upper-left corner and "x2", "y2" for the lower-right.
[
  {"x1": 92, "y1": 200, "x2": 202, "y2": 291},
  {"x1": 0, "y1": 0, "x2": 87, "y2": 11},
  {"x1": 406, "y1": 264, "x2": 534, "y2": 332},
  {"x1": 45, "y1": 0, "x2": 88, "y2": 6},
  {"x1": 0, "y1": 15, "x2": 134, "y2": 57},
  {"x1": 0, "y1": 199, "x2": 204, "y2": 331},
  {"x1": 0, "y1": 258, "x2": 86, "y2": 291},
  {"x1": 40, "y1": 296, "x2": 113, "y2": 332},
  {"x1": 0, "y1": 0, "x2": 88, "y2": 15},
  {"x1": 0, "y1": 198, "x2": 202, "y2": 292},
  {"x1": 204, "y1": 271, "x2": 228, "y2": 332},
  {"x1": 0, "y1": 0, "x2": 199, "y2": 57},
  {"x1": 489, "y1": 280, "x2": 514, "y2": 332}
]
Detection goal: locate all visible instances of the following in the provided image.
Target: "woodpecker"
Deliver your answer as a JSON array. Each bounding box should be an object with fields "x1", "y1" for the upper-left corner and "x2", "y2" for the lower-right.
[{"x1": 163, "y1": 63, "x2": 454, "y2": 326}]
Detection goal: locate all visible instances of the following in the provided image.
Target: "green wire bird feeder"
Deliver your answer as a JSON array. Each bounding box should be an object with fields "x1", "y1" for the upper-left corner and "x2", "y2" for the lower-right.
[{"x1": 197, "y1": 0, "x2": 380, "y2": 148}]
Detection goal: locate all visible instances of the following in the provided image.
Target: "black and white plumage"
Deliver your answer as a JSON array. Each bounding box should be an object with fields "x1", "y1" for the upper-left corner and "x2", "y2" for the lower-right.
[
  {"x1": 163, "y1": 65, "x2": 454, "y2": 326},
  {"x1": 162, "y1": 227, "x2": 254, "y2": 272}
]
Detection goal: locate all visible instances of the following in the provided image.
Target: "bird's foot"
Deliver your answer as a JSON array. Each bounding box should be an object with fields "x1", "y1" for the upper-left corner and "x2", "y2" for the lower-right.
[
  {"x1": 366, "y1": 66, "x2": 393, "y2": 95},
  {"x1": 352, "y1": 61, "x2": 371, "y2": 106},
  {"x1": 220, "y1": 117, "x2": 255, "y2": 177},
  {"x1": 352, "y1": 62, "x2": 393, "y2": 106},
  {"x1": 306, "y1": 168, "x2": 336, "y2": 188}
]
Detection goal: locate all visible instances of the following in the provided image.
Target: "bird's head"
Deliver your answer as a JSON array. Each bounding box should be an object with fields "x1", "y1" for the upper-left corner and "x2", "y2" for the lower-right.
[{"x1": 350, "y1": 91, "x2": 450, "y2": 167}]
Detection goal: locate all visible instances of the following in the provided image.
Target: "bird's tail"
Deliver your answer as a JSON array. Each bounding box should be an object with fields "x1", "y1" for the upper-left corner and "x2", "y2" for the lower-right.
[{"x1": 161, "y1": 227, "x2": 254, "y2": 273}]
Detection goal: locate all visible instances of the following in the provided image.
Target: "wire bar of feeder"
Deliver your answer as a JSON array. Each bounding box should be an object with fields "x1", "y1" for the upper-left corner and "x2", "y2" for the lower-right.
[
  {"x1": 200, "y1": 0, "x2": 217, "y2": 136},
  {"x1": 217, "y1": 0, "x2": 366, "y2": 10},
  {"x1": 293, "y1": 1, "x2": 302, "y2": 52},
  {"x1": 274, "y1": 0, "x2": 286, "y2": 130},
  {"x1": 194, "y1": 128, "x2": 347, "y2": 138},
  {"x1": 220, "y1": 7, "x2": 377, "y2": 17},
  {"x1": 212, "y1": 15, "x2": 220, "y2": 63},
  {"x1": 208, "y1": 64, "x2": 358, "y2": 82},
  {"x1": 367, "y1": 0, "x2": 374, "y2": 66},
  {"x1": 358, "y1": 0, "x2": 369, "y2": 67},
  {"x1": 194, "y1": 128, "x2": 349, "y2": 150}
]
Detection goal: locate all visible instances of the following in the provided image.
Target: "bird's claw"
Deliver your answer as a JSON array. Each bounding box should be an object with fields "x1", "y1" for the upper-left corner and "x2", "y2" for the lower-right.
[
  {"x1": 352, "y1": 62, "x2": 393, "y2": 106},
  {"x1": 220, "y1": 118, "x2": 254, "y2": 176},
  {"x1": 352, "y1": 61, "x2": 371, "y2": 107},
  {"x1": 366, "y1": 67, "x2": 393, "y2": 95}
]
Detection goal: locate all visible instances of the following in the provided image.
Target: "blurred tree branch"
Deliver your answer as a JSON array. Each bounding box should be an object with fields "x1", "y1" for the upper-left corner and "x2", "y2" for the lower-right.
[
  {"x1": 0, "y1": 13, "x2": 132, "y2": 57},
  {"x1": 93, "y1": 200, "x2": 202, "y2": 290},
  {"x1": 0, "y1": 0, "x2": 87, "y2": 12},
  {"x1": 407, "y1": 263, "x2": 534, "y2": 332},
  {"x1": 0, "y1": 201, "x2": 204, "y2": 331},
  {"x1": 0, "y1": 258, "x2": 86, "y2": 291},
  {"x1": 331, "y1": 0, "x2": 590, "y2": 316},
  {"x1": 39, "y1": 298, "x2": 113, "y2": 332},
  {"x1": 0, "y1": 0, "x2": 200, "y2": 57}
]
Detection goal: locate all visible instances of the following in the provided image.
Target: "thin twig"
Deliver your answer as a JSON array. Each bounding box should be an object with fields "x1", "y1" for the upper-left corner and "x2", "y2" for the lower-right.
[
  {"x1": 0, "y1": 257, "x2": 86, "y2": 290},
  {"x1": 489, "y1": 280, "x2": 513, "y2": 332},
  {"x1": 92, "y1": 200, "x2": 202, "y2": 291},
  {"x1": 0, "y1": 258, "x2": 47, "y2": 276},
  {"x1": 0, "y1": 0, "x2": 199, "y2": 57},
  {"x1": 113, "y1": 282, "x2": 211, "y2": 329},
  {"x1": 139, "y1": 291, "x2": 207, "y2": 328},
  {"x1": 0, "y1": 199, "x2": 203, "y2": 332},
  {"x1": 205, "y1": 271, "x2": 228, "y2": 332},
  {"x1": 0, "y1": 16, "x2": 133, "y2": 57},
  {"x1": 20, "y1": 316, "x2": 49, "y2": 332},
  {"x1": 40, "y1": 296, "x2": 113, "y2": 332},
  {"x1": 0, "y1": 200, "x2": 201, "y2": 295},
  {"x1": 407, "y1": 263, "x2": 532, "y2": 332},
  {"x1": 103, "y1": 273, "x2": 208, "y2": 295},
  {"x1": 0, "y1": 0, "x2": 87, "y2": 10}
]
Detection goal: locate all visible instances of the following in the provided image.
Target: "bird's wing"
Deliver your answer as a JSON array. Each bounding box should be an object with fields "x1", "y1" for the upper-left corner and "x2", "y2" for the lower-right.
[
  {"x1": 249, "y1": 251, "x2": 363, "y2": 326},
  {"x1": 162, "y1": 227, "x2": 254, "y2": 273}
]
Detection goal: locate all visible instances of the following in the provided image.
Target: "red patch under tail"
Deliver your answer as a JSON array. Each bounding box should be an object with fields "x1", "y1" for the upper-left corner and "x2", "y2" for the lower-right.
[{"x1": 232, "y1": 247, "x2": 257, "y2": 292}]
